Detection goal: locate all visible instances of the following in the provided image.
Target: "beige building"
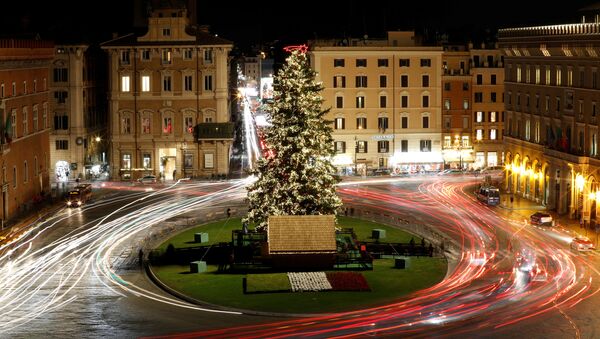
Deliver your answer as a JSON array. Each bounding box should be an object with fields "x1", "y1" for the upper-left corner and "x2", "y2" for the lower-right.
[
  {"x1": 499, "y1": 13, "x2": 600, "y2": 221},
  {"x1": 310, "y1": 32, "x2": 444, "y2": 175},
  {"x1": 442, "y1": 45, "x2": 505, "y2": 169},
  {"x1": 101, "y1": 5, "x2": 233, "y2": 181},
  {"x1": 0, "y1": 39, "x2": 53, "y2": 222},
  {"x1": 50, "y1": 44, "x2": 107, "y2": 183}
]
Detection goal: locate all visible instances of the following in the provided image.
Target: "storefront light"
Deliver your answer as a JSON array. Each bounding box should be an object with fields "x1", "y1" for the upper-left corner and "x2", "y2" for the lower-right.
[{"x1": 575, "y1": 174, "x2": 585, "y2": 191}]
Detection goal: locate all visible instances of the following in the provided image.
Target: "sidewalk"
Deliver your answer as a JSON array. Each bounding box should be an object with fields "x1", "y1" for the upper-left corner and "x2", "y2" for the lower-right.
[{"x1": 498, "y1": 193, "x2": 591, "y2": 238}]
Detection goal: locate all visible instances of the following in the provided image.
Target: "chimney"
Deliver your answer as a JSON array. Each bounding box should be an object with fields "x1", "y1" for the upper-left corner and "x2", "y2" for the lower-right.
[{"x1": 198, "y1": 25, "x2": 210, "y2": 33}]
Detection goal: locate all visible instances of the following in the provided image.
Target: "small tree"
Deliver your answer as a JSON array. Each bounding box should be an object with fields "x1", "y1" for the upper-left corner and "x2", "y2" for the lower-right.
[{"x1": 244, "y1": 45, "x2": 342, "y2": 230}]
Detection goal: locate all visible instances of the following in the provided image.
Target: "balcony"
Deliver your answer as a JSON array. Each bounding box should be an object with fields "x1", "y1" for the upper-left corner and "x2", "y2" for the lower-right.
[{"x1": 194, "y1": 122, "x2": 234, "y2": 141}]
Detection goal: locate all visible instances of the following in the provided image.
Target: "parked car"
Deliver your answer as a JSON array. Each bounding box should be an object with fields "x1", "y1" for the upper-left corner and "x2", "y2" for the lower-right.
[
  {"x1": 571, "y1": 236, "x2": 595, "y2": 251},
  {"x1": 530, "y1": 212, "x2": 553, "y2": 226},
  {"x1": 480, "y1": 165, "x2": 505, "y2": 180},
  {"x1": 138, "y1": 175, "x2": 157, "y2": 184}
]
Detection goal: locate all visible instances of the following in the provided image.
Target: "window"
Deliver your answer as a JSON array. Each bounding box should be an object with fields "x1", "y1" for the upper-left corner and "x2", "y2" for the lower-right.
[
  {"x1": 53, "y1": 113, "x2": 68, "y2": 130},
  {"x1": 12, "y1": 82, "x2": 16, "y2": 96},
  {"x1": 22, "y1": 107, "x2": 27, "y2": 136},
  {"x1": 444, "y1": 116, "x2": 451, "y2": 129},
  {"x1": 420, "y1": 140, "x2": 431, "y2": 152},
  {"x1": 356, "y1": 59, "x2": 367, "y2": 67},
  {"x1": 401, "y1": 75, "x2": 408, "y2": 87},
  {"x1": 556, "y1": 97, "x2": 561, "y2": 111},
  {"x1": 463, "y1": 82, "x2": 469, "y2": 90},
  {"x1": 334, "y1": 59, "x2": 345, "y2": 67},
  {"x1": 1, "y1": 83, "x2": 4, "y2": 98},
  {"x1": 121, "y1": 116, "x2": 131, "y2": 134},
  {"x1": 476, "y1": 74, "x2": 483, "y2": 85},
  {"x1": 183, "y1": 49, "x2": 193, "y2": 60},
  {"x1": 580, "y1": 70, "x2": 585, "y2": 88},
  {"x1": 491, "y1": 92, "x2": 497, "y2": 103},
  {"x1": 43, "y1": 104, "x2": 47, "y2": 129},
  {"x1": 121, "y1": 76, "x2": 130, "y2": 92},
  {"x1": 334, "y1": 117, "x2": 345, "y2": 129},
  {"x1": 422, "y1": 75, "x2": 429, "y2": 87},
  {"x1": 593, "y1": 134, "x2": 598, "y2": 157},
  {"x1": 356, "y1": 117, "x2": 367, "y2": 129},
  {"x1": 556, "y1": 68, "x2": 562, "y2": 86},
  {"x1": 143, "y1": 154, "x2": 152, "y2": 169},
  {"x1": 516, "y1": 66, "x2": 522, "y2": 82},
  {"x1": 12, "y1": 166, "x2": 16, "y2": 188},
  {"x1": 355, "y1": 76, "x2": 367, "y2": 87},
  {"x1": 545, "y1": 67, "x2": 551, "y2": 85},
  {"x1": 185, "y1": 154, "x2": 193, "y2": 169},
  {"x1": 55, "y1": 140, "x2": 69, "y2": 150},
  {"x1": 185, "y1": 117, "x2": 194, "y2": 133},
  {"x1": 380, "y1": 95, "x2": 387, "y2": 108},
  {"x1": 474, "y1": 92, "x2": 483, "y2": 103},
  {"x1": 333, "y1": 75, "x2": 346, "y2": 88},
  {"x1": 401, "y1": 140, "x2": 408, "y2": 152},
  {"x1": 163, "y1": 75, "x2": 172, "y2": 91},
  {"x1": 204, "y1": 49, "x2": 213, "y2": 63},
  {"x1": 490, "y1": 129, "x2": 497, "y2": 140},
  {"x1": 204, "y1": 75, "x2": 213, "y2": 91},
  {"x1": 444, "y1": 83, "x2": 451, "y2": 91},
  {"x1": 336, "y1": 96, "x2": 343, "y2": 108},
  {"x1": 491, "y1": 74, "x2": 497, "y2": 85},
  {"x1": 142, "y1": 76, "x2": 150, "y2": 92},
  {"x1": 22, "y1": 81, "x2": 26, "y2": 94},
  {"x1": 162, "y1": 49, "x2": 172, "y2": 64},
  {"x1": 162, "y1": 28, "x2": 171, "y2": 36},
  {"x1": 476, "y1": 129, "x2": 483, "y2": 140},
  {"x1": 422, "y1": 116, "x2": 429, "y2": 128},
  {"x1": 23, "y1": 161, "x2": 28, "y2": 183},
  {"x1": 476, "y1": 111, "x2": 484, "y2": 123},
  {"x1": 379, "y1": 75, "x2": 387, "y2": 87},
  {"x1": 463, "y1": 99, "x2": 469, "y2": 109},
  {"x1": 490, "y1": 111, "x2": 497, "y2": 122},
  {"x1": 334, "y1": 141, "x2": 346, "y2": 153},
  {"x1": 122, "y1": 153, "x2": 132, "y2": 170},
  {"x1": 33, "y1": 106, "x2": 38, "y2": 131},
  {"x1": 420, "y1": 59, "x2": 431, "y2": 67},
  {"x1": 567, "y1": 68, "x2": 573, "y2": 87},
  {"x1": 444, "y1": 99, "x2": 450, "y2": 110},
  {"x1": 356, "y1": 141, "x2": 368, "y2": 153},
  {"x1": 444, "y1": 136, "x2": 451, "y2": 147},
  {"x1": 10, "y1": 110, "x2": 16, "y2": 138},
  {"x1": 356, "y1": 96, "x2": 365, "y2": 108},
  {"x1": 378, "y1": 59, "x2": 388, "y2": 67},
  {"x1": 142, "y1": 117, "x2": 151, "y2": 134},
  {"x1": 53, "y1": 68, "x2": 68, "y2": 82},
  {"x1": 401, "y1": 116, "x2": 408, "y2": 128},
  {"x1": 378, "y1": 117, "x2": 389, "y2": 130},
  {"x1": 184, "y1": 75, "x2": 193, "y2": 91},
  {"x1": 422, "y1": 95, "x2": 429, "y2": 108},
  {"x1": 55, "y1": 91, "x2": 68, "y2": 103},
  {"x1": 378, "y1": 140, "x2": 389, "y2": 153},
  {"x1": 163, "y1": 117, "x2": 173, "y2": 133},
  {"x1": 141, "y1": 49, "x2": 151, "y2": 60},
  {"x1": 399, "y1": 59, "x2": 410, "y2": 67},
  {"x1": 401, "y1": 95, "x2": 408, "y2": 108},
  {"x1": 121, "y1": 50, "x2": 130, "y2": 65}
]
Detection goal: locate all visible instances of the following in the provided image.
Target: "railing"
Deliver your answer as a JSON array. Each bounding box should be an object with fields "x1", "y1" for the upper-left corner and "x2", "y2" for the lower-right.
[{"x1": 499, "y1": 23, "x2": 600, "y2": 39}]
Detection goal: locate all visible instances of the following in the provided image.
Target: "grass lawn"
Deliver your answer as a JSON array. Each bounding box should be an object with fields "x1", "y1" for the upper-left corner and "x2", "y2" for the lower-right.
[{"x1": 152, "y1": 217, "x2": 447, "y2": 314}]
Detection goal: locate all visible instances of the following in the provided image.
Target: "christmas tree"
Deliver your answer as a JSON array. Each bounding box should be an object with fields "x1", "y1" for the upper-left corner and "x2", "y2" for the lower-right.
[{"x1": 245, "y1": 45, "x2": 342, "y2": 230}]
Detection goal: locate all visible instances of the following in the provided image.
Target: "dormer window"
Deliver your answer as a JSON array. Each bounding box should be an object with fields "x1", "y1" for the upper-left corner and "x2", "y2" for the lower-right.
[
  {"x1": 121, "y1": 50, "x2": 130, "y2": 65},
  {"x1": 162, "y1": 28, "x2": 171, "y2": 37}
]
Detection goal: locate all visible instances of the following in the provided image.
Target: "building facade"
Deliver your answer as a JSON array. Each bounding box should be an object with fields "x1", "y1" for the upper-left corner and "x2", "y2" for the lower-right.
[
  {"x1": 499, "y1": 20, "x2": 600, "y2": 222},
  {"x1": 0, "y1": 39, "x2": 53, "y2": 222},
  {"x1": 102, "y1": 6, "x2": 233, "y2": 181},
  {"x1": 310, "y1": 32, "x2": 444, "y2": 175},
  {"x1": 50, "y1": 44, "x2": 107, "y2": 183},
  {"x1": 442, "y1": 45, "x2": 505, "y2": 170}
]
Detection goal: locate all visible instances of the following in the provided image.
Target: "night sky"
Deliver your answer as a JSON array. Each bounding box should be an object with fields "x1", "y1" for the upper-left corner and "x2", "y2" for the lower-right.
[{"x1": 1, "y1": 1, "x2": 599, "y2": 49}]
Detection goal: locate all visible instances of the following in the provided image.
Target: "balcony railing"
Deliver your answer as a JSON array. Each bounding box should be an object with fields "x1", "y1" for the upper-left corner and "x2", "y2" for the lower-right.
[{"x1": 194, "y1": 122, "x2": 234, "y2": 140}]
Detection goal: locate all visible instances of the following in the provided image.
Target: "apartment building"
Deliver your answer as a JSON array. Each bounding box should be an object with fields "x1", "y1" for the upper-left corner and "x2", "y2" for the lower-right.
[
  {"x1": 0, "y1": 39, "x2": 53, "y2": 222},
  {"x1": 499, "y1": 15, "x2": 600, "y2": 221},
  {"x1": 442, "y1": 45, "x2": 505, "y2": 169},
  {"x1": 101, "y1": 5, "x2": 233, "y2": 181},
  {"x1": 49, "y1": 44, "x2": 107, "y2": 183},
  {"x1": 310, "y1": 32, "x2": 443, "y2": 175}
]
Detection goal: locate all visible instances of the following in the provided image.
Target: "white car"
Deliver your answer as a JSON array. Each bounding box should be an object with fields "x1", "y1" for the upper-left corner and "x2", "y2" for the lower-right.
[
  {"x1": 480, "y1": 166, "x2": 505, "y2": 180},
  {"x1": 571, "y1": 236, "x2": 595, "y2": 251},
  {"x1": 138, "y1": 175, "x2": 157, "y2": 184}
]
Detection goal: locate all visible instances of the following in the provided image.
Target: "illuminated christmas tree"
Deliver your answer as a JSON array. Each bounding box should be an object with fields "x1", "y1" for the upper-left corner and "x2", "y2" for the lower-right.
[{"x1": 245, "y1": 45, "x2": 342, "y2": 230}]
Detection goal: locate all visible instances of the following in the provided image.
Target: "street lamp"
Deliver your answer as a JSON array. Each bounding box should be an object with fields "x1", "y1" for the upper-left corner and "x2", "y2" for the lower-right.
[
  {"x1": 354, "y1": 136, "x2": 358, "y2": 175},
  {"x1": 454, "y1": 135, "x2": 462, "y2": 170}
]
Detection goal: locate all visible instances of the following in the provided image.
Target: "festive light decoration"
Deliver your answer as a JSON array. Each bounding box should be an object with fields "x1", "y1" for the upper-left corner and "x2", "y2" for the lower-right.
[{"x1": 244, "y1": 47, "x2": 342, "y2": 230}]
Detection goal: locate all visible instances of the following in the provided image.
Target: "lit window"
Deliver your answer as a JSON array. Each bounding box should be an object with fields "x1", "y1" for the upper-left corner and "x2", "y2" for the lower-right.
[
  {"x1": 142, "y1": 76, "x2": 150, "y2": 92},
  {"x1": 490, "y1": 129, "x2": 497, "y2": 140},
  {"x1": 476, "y1": 129, "x2": 483, "y2": 140},
  {"x1": 121, "y1": 76, "x2": 130, "y2": 92}
]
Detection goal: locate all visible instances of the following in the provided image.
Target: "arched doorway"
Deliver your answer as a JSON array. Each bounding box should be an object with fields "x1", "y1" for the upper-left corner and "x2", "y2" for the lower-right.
[{"x1": 55, "y1": 160, "x2": 70, "y2": 182}]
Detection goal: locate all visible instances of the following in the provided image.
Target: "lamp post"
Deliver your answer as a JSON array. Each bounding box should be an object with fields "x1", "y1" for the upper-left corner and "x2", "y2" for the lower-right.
[{"x1": 354, "y1": 136, "x2": 358, "y2": 175}]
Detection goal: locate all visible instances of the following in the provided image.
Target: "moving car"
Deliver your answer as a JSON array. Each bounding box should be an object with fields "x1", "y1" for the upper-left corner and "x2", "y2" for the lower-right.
[
  {"x1": 570, "y1": 236, "x2": 595, "y2": 251},
  {"x1": 530, "y1": 212, "x2": 553, "y2": 226},
  {"x1": 438, "y1": 169, "x2": 463, "y2": 176},
  {"x1": 138, "y1": 175, "x2": 157, "y2": 184},
  {"x1": 66, "y1": 183, "x2": 92, "y2": 207}
]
